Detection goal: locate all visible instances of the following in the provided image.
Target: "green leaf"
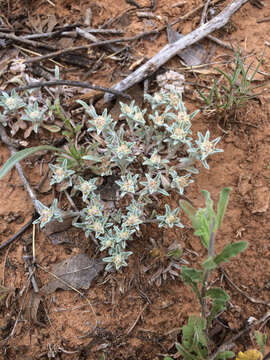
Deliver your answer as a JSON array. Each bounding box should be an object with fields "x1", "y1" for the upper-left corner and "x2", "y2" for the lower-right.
[
  {"x1": 42, "y1": 124, "x2": 61, "y2": 133},
  {"x1": 182, "y1": 316, "x2": 208, "y2": 351},
  {"x1": 82, "y1": 154, "x2": 103, "y2": 162},
  {"x1": 68, "y1": 143, "x2": 80, "y2": 160},
  {"x1": 206, "y1": 288, "x2": 230, "y2": 324},
  {"x1": 216, "y1": 187, "x2": 231, "y2": 230},
  {"x1": 215, "y1": 350, "x2": 235, "y2": 359},
  {"x1": 62, "y1": 130, "x2": 73, "y2": 138},
  {"x1": 181, "y1": 267, "x2": 204, "y2": 285},
  {"x1": 201, "y1": 190, "x2": 213, "y2": 211},
  {"x1": 255, "y1": 330, "x2": 267, "y2": 355},
  {"x1": 249, "y1": 51, "x2": 264, "y2": 82},
  {"x1": 196, "y1": 88, "x2": 209, "y2": 104},
  {"x1": 0, "y1": 145, "x2": 64, "y2": 180},
  {"x1": 193, "y1": 209, "x2": 211, "y2": 249},
  {"x1": 206, "y1": 288, "x2": 229, "y2": 303},
  {"x1": 176, "y1": 343, "x2": 196, "y2": 360},
  {"x1": 214, "y1": 241, "x2": 248, "y2": 265},
  {"x1": 179, "y1": 200, "x2": 196, "y2": 222},
  {"x1": 215, "y1": 67, "x2": 234, "y2": 86},
  {"x1": 202, "y1": 256, "x2": 217, "y2": 271},
  {"x1": 74, "y1": 124, "x2": 82, "y2": 134}
]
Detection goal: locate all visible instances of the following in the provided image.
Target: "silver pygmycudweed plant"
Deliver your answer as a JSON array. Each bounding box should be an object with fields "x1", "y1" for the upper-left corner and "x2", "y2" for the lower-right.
[
  {"x1": 0, "y1": 85, "x2": 224, "y2": 272},
  {"x1": 66, "y1": 89, "x2": 223, "y2": 271}
]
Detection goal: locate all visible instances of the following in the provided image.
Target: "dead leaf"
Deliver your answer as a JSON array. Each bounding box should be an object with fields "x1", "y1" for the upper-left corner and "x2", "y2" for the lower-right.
[
  {"x1": 27, "y1": 15, "x2": 43, "y2": 33},
  {"x1": 27, "y1": 291, "x2": 45, "y2": 327},
  {"x1": 43, "y1": 212, "x2": 74, "y2": 244},
  {"x1": 0, "y1": 48, "x2": 18, "y2": 76},
  {"x1": 46, "y1": 14, "x2": 58, "y2": 33},
  {"x1": 24, "y1": 124, "x2": 35, "y2": 139},
  {"x1": 252, "y1": 186, "x2": 270, "y2": 213},
  {"x1": 42, "y1": 254, "x2": 104, "y2": 294},
  {"x1": 10, "y1": 120, "x2": 27, "y2": 136},
  {"x1": 167, "y1": 25, "x2": 207, "y2": 66},
  {"x1": 187, "y1": 68, "x2": 220, "y2": 75}
]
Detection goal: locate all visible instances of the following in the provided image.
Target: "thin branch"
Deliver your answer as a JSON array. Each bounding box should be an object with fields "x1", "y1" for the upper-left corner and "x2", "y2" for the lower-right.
[
  {"x1": 0, "y1": 214, "x2": 37, "y2": 250},
  {"x1": 169, "y1": 0, "x2": 222, "y2": 27},
  {"x1": 220, "y1": 266, "x2": 270, "y2": 307},
  {"x1": 207, "y1": 34, "x2": 238, "y2": 50},
  {"x1": 5, "y1": 80, "x2": 131, "y2": 99},
  {"x1": 104, "y1": 0, "x2": 249, "y2": 102},
  {"x1": 23, "y1": 30, "x2": 159, "y2": 65},
  {"x1": 76, "y1": 27, "x2": 122, "y2": 53},
  {"x1": 0, "y1": 32, "x2": 58, "y2": 51},
  {"x1": 209, "y1": 311, "x2": 270, "y2": 360},
  {"x1": 127, "y1": 303, "x2": 149, "y2": 335},
  {"x1": 256, "y1": 17, "x2": 270, "y2": 23},
  {"x1": 200, "y1": 0, "x2": 212, "y2": 25},
  {"x1": 22, "y1": 28, "x2": 124, "y2": 40},
  {"x1": 79, "y1": 28, "x2": 125, "y2": 35},
  {"x1": 0, "y1": 123, "x2": 25, "y2": 148}
]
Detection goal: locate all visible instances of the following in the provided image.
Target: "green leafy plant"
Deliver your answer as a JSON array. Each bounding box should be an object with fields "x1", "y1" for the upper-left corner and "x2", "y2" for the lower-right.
[
  {"x1": 166, "y1": 188, "x2": 248, "y2": 360},
  {"x1": 197, "y1": 50, "x2": 263, "y2": 114}
]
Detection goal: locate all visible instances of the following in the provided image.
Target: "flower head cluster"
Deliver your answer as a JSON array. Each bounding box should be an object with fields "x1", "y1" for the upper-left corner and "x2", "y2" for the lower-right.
[
  {"x1": 103, "y1": 244, "x2": 133, "y2": 271},
  {"x1": 0, "y1": 90, "x2": 25, "y2": 113},
  {"x1": 156, "y1": 204, "x2": 184, "y2": 229},
  {"x1": 140, "y1": 173, "x2": 169, "y2": 197},
  {"x1": 194, "y1": 130, "x2": 223, "y2": 169},
  {"x1": 170, "y1": 170, "x2": 194, "y2": 195},
  {"x1": 143, "y1": 151, "x2": 169, "y2": 170},
  {"x1": 21, "y1": 102, "x2": 47, "y2": 133},
  {"x1": 49, "y1": 159, "x2": 75, "y2": 187},
  {"x1": 77, "y1": 100, "x2": 114, "y2": 135},
  {"x1": 33, "y1": 199, "x2": 63, "y2": 228},
  {"x1": 115, "y1": 172, "x2": 139, "y2": 197},
  {"x1": 82, "y1": 194, "x2": 104, "y2": 218},
  {"x1": 75, "y1": 176, "x2": 98, "y2": 202},
  {"x1": 235, "y1": 349, "x2": 263, "y2": 360},
  {"x1": 144, "y1": 92, "x2": 167, "y2": 110}
]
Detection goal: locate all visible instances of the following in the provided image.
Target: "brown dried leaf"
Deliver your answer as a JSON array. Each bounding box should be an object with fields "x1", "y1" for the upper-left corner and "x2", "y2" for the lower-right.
[
  {"x1": 46, "y1": 14, "x2": 58, "y2": 32},
  {"x1": 252, "y1": 186, "x2": 270, "y2": 213},
  {"x1": 42, "y1": 254, "x2": 104, "y2": 294},
  {"x1": 24, "y1": 125, "x2": 34, "y2": 139},
  {"x1": 27, "y1": 291, "x2": 45, "y2": 327},
  {"x1": 167, "y1": 25, "x2": 207, "y2": 66},
  {"x1": 10, "y1": 120, "x2": 27, "y2": 136}
]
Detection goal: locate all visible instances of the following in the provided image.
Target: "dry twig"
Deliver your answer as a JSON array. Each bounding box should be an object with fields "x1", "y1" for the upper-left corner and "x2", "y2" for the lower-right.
[
  {"x1": 0, "y1": 214, "x2": 37, "y2": 250},
  {"x1": 200, "y1": 0, "x2": 212, "y2": 25},
  {"x1": 5, "y1": 80, "x2": 131, "y2": 99},
  {"x1": 23, "y1": 30, "x2": 159, "y2": 65},
  {"x1": 104, "y1": 0, "x2": 249, "y2": 102},
  {"x1": 209, "y1": 311, "x2": 270, "y2": 360},
  {"x1": 127, "y1": 303, "x2": 149, "y2": 335},
  {"x1": 0, "y1": 32, "x2": 58, "y2": 51},
  {"x1": 220, "y1": 266, "x2": 270, "y2": 307}
]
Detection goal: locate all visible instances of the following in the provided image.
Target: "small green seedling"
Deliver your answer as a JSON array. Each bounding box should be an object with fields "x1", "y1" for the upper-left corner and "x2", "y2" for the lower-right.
[
  {"x1": 165, "y1": 188, "x2": 248, "y2": 360},
  {"x1": 197, "y1": 49, "x2": 264, "y2": 114}
]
